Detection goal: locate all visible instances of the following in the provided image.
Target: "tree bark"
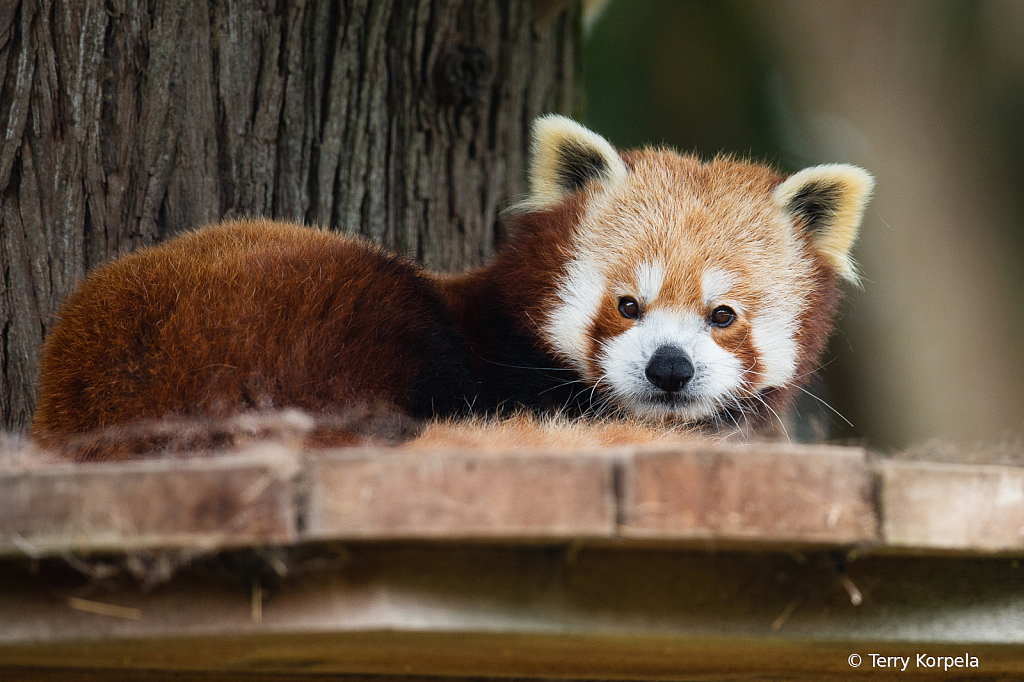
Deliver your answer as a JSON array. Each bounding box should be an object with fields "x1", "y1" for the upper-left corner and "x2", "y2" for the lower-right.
[{"x1": 0, "y1": 0, "x2": 578, "y2": 431}]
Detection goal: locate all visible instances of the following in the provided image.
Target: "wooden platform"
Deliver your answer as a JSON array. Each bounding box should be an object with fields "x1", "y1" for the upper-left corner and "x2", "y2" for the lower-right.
[{"x1": 2, "y1": 441, "x2": 1024, "y2": 680}]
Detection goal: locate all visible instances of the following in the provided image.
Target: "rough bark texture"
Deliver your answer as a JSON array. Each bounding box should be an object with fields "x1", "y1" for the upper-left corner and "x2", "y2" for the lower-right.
[{"x1": 0, "y1": 0, "x2": 578, "y2": 430}]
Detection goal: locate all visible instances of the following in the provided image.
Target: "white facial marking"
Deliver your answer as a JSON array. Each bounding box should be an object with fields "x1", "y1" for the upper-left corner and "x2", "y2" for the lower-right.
[
  {"x1": 545, "y1": 188, "x2": 622, "y2": 376},
  {"x1": 701, "y1": 269, "x2": 734, "y2": 307},
  {"x1": 633, "y1": 260, "x2": 665, "y2": 303},
  {"x1": 598, "y1": 308, "x2": 745, "y2": 419},
  {"x1": 546, "y1": 255, "x2": 605, "y2": 375},
  {"x1": 750, "y1": 308, "x2": 800, "y2": 389}
]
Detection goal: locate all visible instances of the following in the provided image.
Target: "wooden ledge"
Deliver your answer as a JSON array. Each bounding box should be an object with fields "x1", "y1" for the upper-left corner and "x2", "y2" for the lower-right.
[
  {"x1": 0, "y1": 447, "x2": 300, "y2": 556},
  {"x1": 3, "y1": 442, "x2": 1024, "y2": 556},
  {"x1": 2, "y1": 442, "x2": 1024, "y2": 679},
  {"x1": 620, "y1": 444, "x2": 874, "y2": 545},
  {"x1": 879, "y1": 459, "x2": 1024, "y2": 552},
  {"x1": 1, "y1": 443, "x2": 885, "y2": 555},
  {"x1": 304, "y1": 448, "x2": 617, "y2": 540}
]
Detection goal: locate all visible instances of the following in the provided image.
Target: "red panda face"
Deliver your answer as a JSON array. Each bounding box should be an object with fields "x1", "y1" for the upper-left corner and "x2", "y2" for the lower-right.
[{"x1": 522, "y1": 116, "x2": 873, "y2": 425}]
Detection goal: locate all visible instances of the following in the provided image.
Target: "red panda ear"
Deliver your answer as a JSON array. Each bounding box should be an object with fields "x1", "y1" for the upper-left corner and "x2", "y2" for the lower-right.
[
  {"x1": 524, "y1": 115, "x2": 628, "y2": 209},
  {"x1": 773, "y1": 164, "x2": 874, "y2": 285}
]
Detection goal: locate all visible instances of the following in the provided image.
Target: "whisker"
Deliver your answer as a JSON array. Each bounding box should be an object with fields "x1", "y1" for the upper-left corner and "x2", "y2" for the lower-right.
[
  {"x1": 744, "y1": 389, "x2": 790, "y2": 444},
  {"x1": 793, "y1": 384, "x2": 854, "y2": 428},
  {"x1": 588, "y1": 372, "x2": 610, "y2": 405},
  {"x1": 729, "y1": 328, "x2": 750, "y2": 354},
  {"x1": 480, "y1": 356, "x2": 576, "y2": 372},
  {"x1": 538, "y1": 377, "x2": 587, "y2": 395}
]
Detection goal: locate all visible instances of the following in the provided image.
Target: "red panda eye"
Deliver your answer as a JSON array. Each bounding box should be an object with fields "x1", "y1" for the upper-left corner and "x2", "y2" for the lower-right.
[
  {"x1": 618, "y1": 296, "x2": 641, "y2": 319},
  {"x1": 710, "y1": 306, "x2": 736, "y2": 327}
]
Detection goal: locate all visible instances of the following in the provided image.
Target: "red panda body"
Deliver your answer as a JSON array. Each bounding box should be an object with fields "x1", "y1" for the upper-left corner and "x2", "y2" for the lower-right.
[
  {"x1": 31, "y1": 222, "x2": 480, "y2": 440},
  {"x1": 31, "y1": 116, "x2": 873, "y2": 457}
]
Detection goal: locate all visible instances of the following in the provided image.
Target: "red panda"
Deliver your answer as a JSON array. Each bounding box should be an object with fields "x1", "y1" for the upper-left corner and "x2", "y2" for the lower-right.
[{"x1": 30, "y1": 115, "x2": 872, "y2": 459}]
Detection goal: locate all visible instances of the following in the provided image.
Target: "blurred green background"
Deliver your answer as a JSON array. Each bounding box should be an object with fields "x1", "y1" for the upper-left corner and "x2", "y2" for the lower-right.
[{"x1": 582, "y1": 0, "x2": 1024, "y2": 450}]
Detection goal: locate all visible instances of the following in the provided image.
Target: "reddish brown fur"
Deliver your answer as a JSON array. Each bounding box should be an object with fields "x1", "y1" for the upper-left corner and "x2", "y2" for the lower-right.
[
  {"x1": 32, "y1": 220, "x2": 476, "y2": 455},
  {"x1": 432, "y1": 198, "x2": 586, "y2": 395}
]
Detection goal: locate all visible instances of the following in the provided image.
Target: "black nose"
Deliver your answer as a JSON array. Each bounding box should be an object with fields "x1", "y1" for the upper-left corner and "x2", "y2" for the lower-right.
[{"x1": 645, "y1": 345, "x2": 694, "y2": 393}]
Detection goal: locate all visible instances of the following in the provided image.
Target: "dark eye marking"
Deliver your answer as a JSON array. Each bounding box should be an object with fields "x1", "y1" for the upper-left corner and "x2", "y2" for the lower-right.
[
  {"x1": 709, "y1": 305, "x2": 736, "y2": 328},
  {"x1": 618, "y1": 296, "x2": 641, "y2": 320}
]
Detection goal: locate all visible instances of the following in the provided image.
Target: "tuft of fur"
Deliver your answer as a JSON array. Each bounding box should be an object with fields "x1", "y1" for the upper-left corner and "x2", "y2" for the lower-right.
[
  {"x1": 409, "y1": 410, "x2": 704, "y2": 451},
  {"x1": 36, "y1": 407, "x2": 418, "y2": 463},
  {"x1": 31, "y1": 116, "x2": 872, "y2": 459}
]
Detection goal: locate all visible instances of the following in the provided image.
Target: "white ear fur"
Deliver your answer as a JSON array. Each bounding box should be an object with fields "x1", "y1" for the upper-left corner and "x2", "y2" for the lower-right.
[
  {"x1": 525, "y1": 115, "x2": 628, "y2": 209},
  {"x1": 773, "y1": 164, "x2": 874, "y2": 284}
]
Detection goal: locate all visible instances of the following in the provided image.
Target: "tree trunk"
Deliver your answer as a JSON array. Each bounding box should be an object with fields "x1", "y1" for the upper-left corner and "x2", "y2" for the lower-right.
[{"x1": 0, "y1": 0, "x2": 578, "y2": 431}]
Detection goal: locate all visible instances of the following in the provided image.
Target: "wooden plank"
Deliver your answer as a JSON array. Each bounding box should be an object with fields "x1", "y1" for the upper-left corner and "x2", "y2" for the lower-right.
[
  {"x1": 1, "y1": 546, "x2": 1022, "y2": 678},
  {"x1": 304, "y1": 449, "x2": 616, "y2": 540},
  {"x1": 879, "y1": 460, "x2": 1024, "y2": 552},
  {"x1": 619, "y1": 444, "x2": 877, "y2": 545},
  {"x1": 0, "y1": 448, "x2": 299, "y2": 555},
  {"x1": 7, "y1": 441, "x2": 1024, "y2": 558}
]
